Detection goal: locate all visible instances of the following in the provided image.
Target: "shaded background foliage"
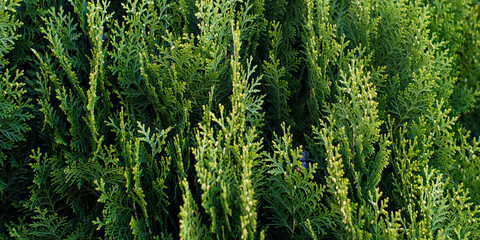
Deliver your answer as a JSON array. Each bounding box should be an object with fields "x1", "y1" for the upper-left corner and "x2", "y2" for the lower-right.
[{"x1": 1, "y1": 0, "x2": 480, "y2": 239}]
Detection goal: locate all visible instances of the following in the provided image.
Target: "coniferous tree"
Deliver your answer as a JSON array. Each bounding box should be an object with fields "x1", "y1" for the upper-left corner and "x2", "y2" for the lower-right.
[{"x1": 1, "y1": 0, "x2": 480, "y2": 239}]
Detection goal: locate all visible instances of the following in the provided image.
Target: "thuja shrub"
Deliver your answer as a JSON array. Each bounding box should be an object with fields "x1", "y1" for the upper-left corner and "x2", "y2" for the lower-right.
[{"x1": 1, "y1": 0, "x2": 479, "y2": 239}]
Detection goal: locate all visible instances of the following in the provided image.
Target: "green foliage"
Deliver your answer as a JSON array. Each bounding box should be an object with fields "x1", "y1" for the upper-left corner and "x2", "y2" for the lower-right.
[
  {"x1": 2, "y1": 0, "x2": 480, "y2": 239},
  {"x1": 0, "y1": 70, "x2": 32, "y2": 159},
  {"x1": 0, "y1": 0, "x2": 32, "y2": 165},
  {"x1": 0, "y1": 0, "x2": 22, "y2": 67},
  {"x1": 182, "y1": 24, "x2": 264, "y2": 239},
  {"x1": 262, "y1": 124, "x2": 331, "y2": 239},
  {"x1": 451, "y1": 127, "x2": 480, "y2": 205},
  {"x1": 311, "y1": 53, "x2": 402, "y2": 239},
  {"x1": 0, "y1": 2, "x2": 33, "y2": 232},
  {"x1": 401, "y1": 167, "x2": 480, "y2": 239},
  {"x1": 302, "y1": 0, "x2": 344, "y2": 123},
  {"x1": 262, "y1": 21, "x2": 292, "y2": 132}
]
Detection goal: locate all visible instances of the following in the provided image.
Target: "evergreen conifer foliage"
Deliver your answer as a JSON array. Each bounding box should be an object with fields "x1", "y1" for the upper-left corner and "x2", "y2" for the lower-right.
[
  {"x1": 0, "y1": 0, "x2": 28, "y2": 157},
  {"x1": 180, "y1": 23, "x2": 264, "y2": 239},
  {"x1": 1, "y1": 0, "x2": 480, "y2": 239},
  {"x1": 303, "y1": 0, "x2": 343, "y2": 123},
  {"x1": 311, "y1": 52, "x2": 402, "y2": 239},
  {"x1": 262, "y1": 21, "x2": 292, "y2": 133},
  {"x1": 0, "y1": 0, "x2": 22, "y2": 68},
  {"x1": 0, "y1": 70, "x2": 32, "y2": 164},
  {"x1": 0, "y1": 0, "x2": 33, "y2": 206},
  {"x1": 262, "y1": 124, "x2": 331, "y2": 239}
]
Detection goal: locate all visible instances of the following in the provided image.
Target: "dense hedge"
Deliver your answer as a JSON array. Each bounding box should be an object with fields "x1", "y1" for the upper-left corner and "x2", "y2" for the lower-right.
[{"x1": 1, "y1": 0, "x2": 480, "y2": 239}]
